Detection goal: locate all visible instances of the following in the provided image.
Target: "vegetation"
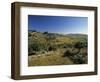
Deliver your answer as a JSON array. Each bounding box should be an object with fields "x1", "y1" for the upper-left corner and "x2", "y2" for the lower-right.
[{"x1": 28, "y1": 30, "x2": 88, "y2": 66}]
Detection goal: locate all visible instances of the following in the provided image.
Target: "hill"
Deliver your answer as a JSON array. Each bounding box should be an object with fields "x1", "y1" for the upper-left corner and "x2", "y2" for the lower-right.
[{"x1": 28, "y1": 30, "x2": 88, "y2": 66}]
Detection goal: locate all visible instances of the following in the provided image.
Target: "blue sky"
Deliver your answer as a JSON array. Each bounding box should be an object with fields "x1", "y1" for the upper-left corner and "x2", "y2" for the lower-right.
[{"x1": 28, "y1": 15, "x2": 88, "y2": 34}]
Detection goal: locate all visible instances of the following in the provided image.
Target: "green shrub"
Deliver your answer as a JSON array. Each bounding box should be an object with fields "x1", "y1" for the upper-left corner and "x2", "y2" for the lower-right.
[{"x1": 72, "y1": 54, "x2": 85, "y2": 64}]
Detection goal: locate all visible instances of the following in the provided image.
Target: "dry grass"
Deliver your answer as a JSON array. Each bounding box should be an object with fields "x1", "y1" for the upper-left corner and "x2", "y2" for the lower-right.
[{"x1": 28, "y1": 49, "x2": 73, "y2": 66}]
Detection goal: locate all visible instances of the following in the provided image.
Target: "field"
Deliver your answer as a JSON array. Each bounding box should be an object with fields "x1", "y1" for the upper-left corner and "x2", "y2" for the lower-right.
[{"x1": 28, "y1": 30, "x2": 88, "y2": 66}]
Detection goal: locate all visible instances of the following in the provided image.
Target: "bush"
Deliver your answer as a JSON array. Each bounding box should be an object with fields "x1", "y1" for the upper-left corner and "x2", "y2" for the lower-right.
[
  {"x1": 32, "y1": 30, "x2": 37, "y2": 32},
  {"x1": 63, "y1": 49, "x2": 72, "y2": 57},
  {"x1": 47, "y1": 43, "x2": 57, "y2": 51},
  {"x1": 74, "y1": 42, "x2": 84, "y2": 49},
  {"x1": 48, "y1": 46, "x2": 57, "y2": 51},
  {"x1": 28, "y1": 32, "x2": 31, "y2": 37},
  {"x1": 62, "y1": 48, "x2": 86, "y2": 64},
  {"x1": 28, "y1": 36, "x2": 48, "y2": 54},
  {"x1": 28, "y1": 48, "x2": 36, "y2": 55},
  {"x1": 72, "y1": 54, "x2": 85, "y2": 64},
  {"x1": 43, "y1": 31, "x2": 48, "y2": 34}
]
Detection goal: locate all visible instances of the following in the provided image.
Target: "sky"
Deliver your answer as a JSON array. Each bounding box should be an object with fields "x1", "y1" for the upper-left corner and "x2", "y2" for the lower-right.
[{"x1": 28, "y1": 15, "x2": 88, "y2": 34}]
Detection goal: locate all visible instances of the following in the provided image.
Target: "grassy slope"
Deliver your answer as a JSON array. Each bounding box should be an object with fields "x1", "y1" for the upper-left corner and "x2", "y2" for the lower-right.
[
  {"x1": 28, "y1": 49, "x2": 73, "y2": 66},
  {"x1": 28, "y1": 31, "x2": 87, "y2": 66}
]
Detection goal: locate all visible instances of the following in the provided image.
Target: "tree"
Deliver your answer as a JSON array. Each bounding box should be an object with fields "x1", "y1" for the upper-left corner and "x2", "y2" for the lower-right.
[
  {"x1": 28, "y1": 32, "x2": 31, "y2": 37},
  {"x1": 74, "y1": 42, "x2": 84, "y2": 53},
  {"x1": 74, "y1": 42, "x2": 84, "y2": 49},
  {"x1": 32, "y1": 30, "x2": 37, "y2": 32},
  {"x1": 43, "y1": 31, "x2": 48, "y2": 34}
]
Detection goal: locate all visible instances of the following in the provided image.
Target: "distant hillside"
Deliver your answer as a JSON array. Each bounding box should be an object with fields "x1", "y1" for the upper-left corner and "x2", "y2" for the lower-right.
[
  {"x1": 66, "y1": 34, "x2": 87, "y2": 42},
  {"x1": 66, "y1": 33, "x2": 87, "y2": 38},
  {"x1": 28, "y1": 31, "x2": 87, "y2": 44}
]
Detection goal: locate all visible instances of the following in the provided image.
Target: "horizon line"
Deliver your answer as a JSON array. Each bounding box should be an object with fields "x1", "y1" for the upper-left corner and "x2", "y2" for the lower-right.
[{"x1": 28, "y1": 30, "x2": 87, "y2": 35}]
